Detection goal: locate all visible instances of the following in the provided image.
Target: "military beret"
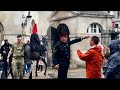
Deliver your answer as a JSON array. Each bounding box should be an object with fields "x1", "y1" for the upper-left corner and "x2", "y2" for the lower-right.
[{"x1": 17, "y1": 34, "x2": 22, "y2": 38}]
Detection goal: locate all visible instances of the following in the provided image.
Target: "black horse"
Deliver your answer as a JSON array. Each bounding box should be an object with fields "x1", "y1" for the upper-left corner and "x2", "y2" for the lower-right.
[{"x1": 24, "y1": 43, "x2": 48, "y2": 77}]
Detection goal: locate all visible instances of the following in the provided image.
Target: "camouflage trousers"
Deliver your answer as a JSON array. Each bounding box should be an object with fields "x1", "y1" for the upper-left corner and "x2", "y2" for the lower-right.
[{"x1": 12, "y1": 57, "x2": 24, "y2": 79}]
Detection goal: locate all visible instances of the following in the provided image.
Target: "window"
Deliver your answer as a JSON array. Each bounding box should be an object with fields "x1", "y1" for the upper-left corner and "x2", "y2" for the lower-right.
[
  {"x1": 99, "y1": 28, "x2": 101, "y2": 33},
  {"x1": 94, "y1": 29, "x2": 96, "y2": 33},
  {"x1": 94, "y1": 24, "x2": 96, "y2": 28},
  {"x1": 87, "y1": 29, "x2": 88, "y2": 33},
  {"x1": 91, "y1": 29, "x2": 93, "y2": 33},
  {"x1": 91, "y1": 24, "x2": 93, "y2": 28},
  {"x1": 87, "y1": 23, "x2": 102, "y2": 34},
  {"x1": 90, "y1": 24, "x2": 97, "y2": 33}
]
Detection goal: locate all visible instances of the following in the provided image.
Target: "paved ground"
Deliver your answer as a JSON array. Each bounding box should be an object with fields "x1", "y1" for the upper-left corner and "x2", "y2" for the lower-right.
[
  {"x1": 0, "y1": 61, "x2": 104, "y2": 79},
  {"x1": 26, "y1": 61, "x2": 86, "y2": 79},
  {"x1": 31, "y1": 68, "x2": 86, "y2": 79},
  {"x1": 3, "y1": 61, "x2": 86, "y2": 79}
]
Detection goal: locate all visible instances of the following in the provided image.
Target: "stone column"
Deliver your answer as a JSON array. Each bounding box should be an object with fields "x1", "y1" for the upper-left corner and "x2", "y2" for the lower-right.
[{"x1": 24, "y1": 12, "x2": 32, "y2": 42}]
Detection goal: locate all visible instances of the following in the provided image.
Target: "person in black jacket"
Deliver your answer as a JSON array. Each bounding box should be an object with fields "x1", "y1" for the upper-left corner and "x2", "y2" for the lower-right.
[
  {"x1": 7, "y1": 44, "x2": 14, "y2": 79},
  {"x1": 1, "y1": 39, "x2": 13, "y2": 79},
  {"x1": 24, "y1": 40, "x2": 33, "y2": 78},
  {"x1": 53, "y1": 34, "x2": 89, "y2": 79}
]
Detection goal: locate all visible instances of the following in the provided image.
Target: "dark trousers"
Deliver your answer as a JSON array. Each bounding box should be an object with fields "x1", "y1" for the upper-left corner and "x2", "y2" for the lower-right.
[
  {"x1": 58, "y1": 65, "x2": 69, "y2": 79},
  {"x1": 38, "y1": 65, "x2": 43, "y2": 71},
  {"x1": 35, "y1": 60, "x2": 39, "y2": 76},
  {"x1": 1, "y1": 58, "x2": 8, "y2": 79},
  {"x1": 23, "y1": 62, "x2": 28, "y2": 75},
  {"x1": 27, "y1": 63, "x2": 32, "y2": 74},
  {"x1": 8, "y1": 61, "x2": 13, "y2": 79}
]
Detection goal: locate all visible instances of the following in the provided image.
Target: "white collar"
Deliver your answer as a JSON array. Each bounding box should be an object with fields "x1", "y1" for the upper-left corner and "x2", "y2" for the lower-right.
[{"x1": 91, "y1": 45, "x2": 97, "y2": 49}]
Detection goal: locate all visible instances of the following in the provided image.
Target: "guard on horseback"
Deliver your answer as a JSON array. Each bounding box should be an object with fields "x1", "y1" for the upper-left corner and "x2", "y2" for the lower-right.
[{"x1": 30, "y1": 23, "x2": 47, "y2": 77}]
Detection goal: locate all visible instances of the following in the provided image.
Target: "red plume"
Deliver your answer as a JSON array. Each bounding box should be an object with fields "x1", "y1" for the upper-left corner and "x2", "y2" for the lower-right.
[{"x1": 32, "y1": 23, "x2": 38, "y2": 34}]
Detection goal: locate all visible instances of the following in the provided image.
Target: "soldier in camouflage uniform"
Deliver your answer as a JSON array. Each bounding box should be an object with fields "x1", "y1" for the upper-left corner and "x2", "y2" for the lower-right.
[{"x1": 8, "y1": 34, "x2": 25, "y2": 79}]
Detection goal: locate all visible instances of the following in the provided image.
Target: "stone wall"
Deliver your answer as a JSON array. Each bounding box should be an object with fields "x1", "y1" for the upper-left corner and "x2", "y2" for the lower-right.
[
  {"x1": 49, "y1": 14, "x2": 113, "y2": 68},
  {"x1": 0, "y1": 11, "x2": 113, "y2": 69},
  {"x1": 0, "y1": 11, "x2": 53, "y2": 44}
]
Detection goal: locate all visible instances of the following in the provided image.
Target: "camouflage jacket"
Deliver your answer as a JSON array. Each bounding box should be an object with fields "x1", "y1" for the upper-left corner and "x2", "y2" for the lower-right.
[{"x1": 12, "y1": 42, "x2": 25, "y2": 59}]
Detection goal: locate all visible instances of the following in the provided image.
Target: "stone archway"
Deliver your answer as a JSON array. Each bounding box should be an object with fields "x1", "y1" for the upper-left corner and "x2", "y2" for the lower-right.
[{"x1": 0, "y1": 22, "x2": 4, "y2": 45}]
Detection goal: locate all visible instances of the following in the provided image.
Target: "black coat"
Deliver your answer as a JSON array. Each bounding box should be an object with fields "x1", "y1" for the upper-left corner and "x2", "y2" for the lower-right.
[
  {"x1": 52, "y1": 37, "x2": 82, "y2": 67},
  {"x1": 1, "y1": 43, "x2": 12, "y2": 60},
  {"x1": 30, "y1": 33, "x2": 40, "y2": 51},
  {"x1": 30, "y1": 34, "x2": 47, "y2": 60}
]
